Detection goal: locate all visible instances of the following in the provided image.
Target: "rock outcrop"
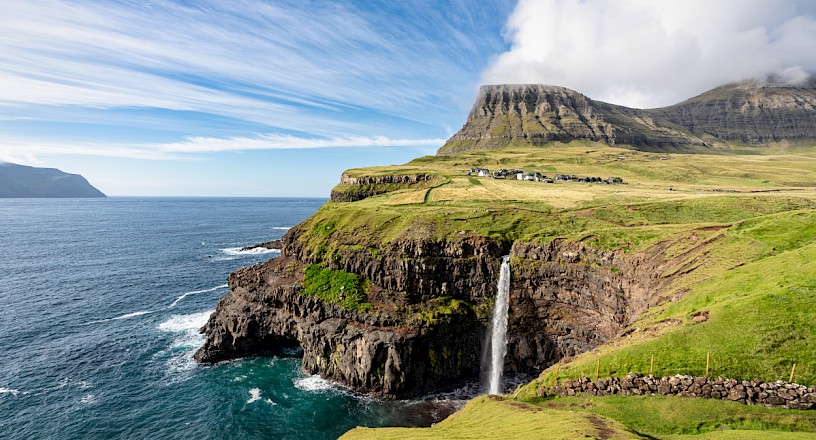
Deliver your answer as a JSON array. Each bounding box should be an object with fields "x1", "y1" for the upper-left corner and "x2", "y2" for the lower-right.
[
  {"x1": 438, "y1": 77, "x2": 816, "y2": 155},
  {"x1": 330, "y1": 173, "x2": 435, "y2": 202},
  {"x1": 196, "y1": 222, "x2": 727, "y2": 398},
  {"x1": 196, "y1": 250, "x2": 487, "y2": 398},
  {"x1": 238, "y1": 240, "x2": 282, "y2": 252}
]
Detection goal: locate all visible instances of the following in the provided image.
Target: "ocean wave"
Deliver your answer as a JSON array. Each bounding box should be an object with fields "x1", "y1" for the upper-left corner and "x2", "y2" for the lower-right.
[
  {"x1": 0, "y1": 387, "x2": 20, "y2": 397},
  {"x1": 167, "y1": 284, "x2": 228, "y2": 308},
  {"x1": 84, "y1": 310, "x2": 152, "y2": 325},
  {"x1": 271, "y1": 226, "x2": 292, "y2": 230},
  {"x1": 154, "y1": 310, "x2": 214, "y2": 382},
  {"x1": 247, "y1": 388, "x2": 262, "y2": 404},
  {"x1": 157, "y1": 310, "x2": 213, "y2": 334},
  {"x1": 222, "y1": 247, "x2": 281, "y2": 256},
  {"x1": 293, "y1": 375, "x2": 335, "y2": 392},
  {"x1": 79, "y1": 394, "x2": 96, "y2": 405}
]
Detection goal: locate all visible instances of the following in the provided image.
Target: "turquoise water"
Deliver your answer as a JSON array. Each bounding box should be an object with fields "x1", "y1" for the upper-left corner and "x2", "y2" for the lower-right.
[{"x1": 0, "y1": 198, "x2": 462, "y2": 439}]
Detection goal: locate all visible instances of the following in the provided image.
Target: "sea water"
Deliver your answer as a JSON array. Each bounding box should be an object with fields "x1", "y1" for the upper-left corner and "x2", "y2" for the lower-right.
[{"x1": 0, "y1": 198, "x2": 460, "y2": 439}]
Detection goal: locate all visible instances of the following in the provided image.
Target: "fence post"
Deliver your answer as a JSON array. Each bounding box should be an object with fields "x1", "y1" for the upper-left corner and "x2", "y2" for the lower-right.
[
  {"x1": 705, "y1": 352, "x2": 710, "y2": 376},
  {"x1": 790, "y1": 364, "x2": 796, "y2": 383},
  {"x1": 595, "y1": 358, "x2": 600, "y2": 381}
]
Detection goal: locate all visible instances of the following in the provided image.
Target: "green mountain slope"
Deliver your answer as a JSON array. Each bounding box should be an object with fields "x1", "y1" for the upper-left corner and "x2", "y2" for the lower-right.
[
  {"x1": 323, "y1": 141, "x2": 816, "y2": 437},
  {"x1": 439, "y1": 78, "x2": 816, "y2": 155}
]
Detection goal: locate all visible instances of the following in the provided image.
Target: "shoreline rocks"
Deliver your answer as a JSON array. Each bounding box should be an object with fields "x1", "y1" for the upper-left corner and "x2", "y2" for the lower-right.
[{"x1": 238, "y1": 240, "x2": 282, "y2": 252}]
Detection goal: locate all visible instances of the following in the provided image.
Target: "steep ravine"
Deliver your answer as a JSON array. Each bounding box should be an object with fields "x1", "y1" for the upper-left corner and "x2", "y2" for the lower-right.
[{"x1": 195, "y1": 225, "x2": 714, "y2": 399}]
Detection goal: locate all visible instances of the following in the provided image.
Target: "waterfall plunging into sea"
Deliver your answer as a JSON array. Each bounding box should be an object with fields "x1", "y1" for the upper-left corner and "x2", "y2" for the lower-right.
[{"x1": 486, "y1": 255, "x2": 511, "y2": 394}]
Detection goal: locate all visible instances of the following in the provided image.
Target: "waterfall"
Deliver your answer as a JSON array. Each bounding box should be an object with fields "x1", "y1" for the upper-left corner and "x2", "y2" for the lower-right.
[{"x1": 487, "y1": 255, "x2": 511, "y2": 394}]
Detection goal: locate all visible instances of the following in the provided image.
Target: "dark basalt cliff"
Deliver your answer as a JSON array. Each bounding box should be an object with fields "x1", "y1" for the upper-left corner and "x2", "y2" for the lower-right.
[
  {"x1": 439, "y1": 78, "x2": 816, "y2": 154},
  {"x1": 0, "y1": 162, "x2": 105, "y2": 198},
  {"x1": 330, "y1": 173, "x2": 435, "y2": 202},
  {"x1": 196, "y1": 220, "x2": 725, "y2": 398},
  {"x1": 195, "y1": 79, "x2": 812, "y2": 399}
]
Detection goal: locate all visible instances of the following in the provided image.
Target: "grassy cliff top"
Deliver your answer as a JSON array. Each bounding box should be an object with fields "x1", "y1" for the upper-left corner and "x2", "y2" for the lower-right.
[
  {"x1": 317, "y1": 141, "x2": 816, "y2": 437},
  {"x1": 311, "y1": 141, "x2": 816, "y2": 249}
]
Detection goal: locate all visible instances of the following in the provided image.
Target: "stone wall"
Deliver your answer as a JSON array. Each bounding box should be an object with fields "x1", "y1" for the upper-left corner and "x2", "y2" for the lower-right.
[{"x1": 544, "y1": 373, "x2": 815, "y2": 410}]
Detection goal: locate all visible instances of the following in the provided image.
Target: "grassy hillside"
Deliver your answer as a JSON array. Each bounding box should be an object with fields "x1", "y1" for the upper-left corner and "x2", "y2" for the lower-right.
[
  {"x1": 340, "y1": 395, "x2": 640, "y2": 440},
  {"x1": 314, "y1": 141, "x2": 816, "y2": 437},
  {"x1": 342, "y1": 395, "x2": 816, "y2": 439}
]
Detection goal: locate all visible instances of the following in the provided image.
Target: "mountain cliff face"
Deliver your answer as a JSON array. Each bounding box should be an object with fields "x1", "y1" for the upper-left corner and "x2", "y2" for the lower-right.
[
  {"x1": 0, "y1": 162, "x2": 105, "y2": 198},
  {"x1": 196, "y1": 78, "x2": 816, "y2": 400},
  {"x1": 196, "y1": 223, "x2": 725, "y2": 398},
  {"x1": 650, "y1": 77, "x2": 816, "y2": 143},
  {"x1": 439, "y1": 78, "x2": 816, "y2": 154}
]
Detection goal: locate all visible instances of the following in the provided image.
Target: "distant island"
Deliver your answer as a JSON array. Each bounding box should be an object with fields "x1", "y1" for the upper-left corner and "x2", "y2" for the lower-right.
[{"x1": 0, "y1": 162, "x2": 106, "y2": 198}]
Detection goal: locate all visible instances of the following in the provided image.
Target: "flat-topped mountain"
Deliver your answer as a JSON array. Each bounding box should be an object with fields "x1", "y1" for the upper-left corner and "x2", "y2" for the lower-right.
[
  {"x1": 439, "y1": 77, "x2": 816, "y2": 154},
  {"x1": 0, "y1": 162, "x2": 106, "y2": 198}
]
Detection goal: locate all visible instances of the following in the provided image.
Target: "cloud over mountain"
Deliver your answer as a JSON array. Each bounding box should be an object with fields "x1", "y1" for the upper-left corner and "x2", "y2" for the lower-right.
[{"x1": 483, "y1": 0, "x2": 816, "y2": 108}]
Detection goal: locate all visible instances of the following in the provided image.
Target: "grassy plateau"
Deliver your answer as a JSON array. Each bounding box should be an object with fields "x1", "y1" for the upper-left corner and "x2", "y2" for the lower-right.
[{"x1": 305, "y1": 140, "x2": 816, "y2": 438}]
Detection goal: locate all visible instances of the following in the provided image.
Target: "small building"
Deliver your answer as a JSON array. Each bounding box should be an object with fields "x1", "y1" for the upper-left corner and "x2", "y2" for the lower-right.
[
  {"x1": 468, "y1": 167, "x2": 490, "y2": 177},
  {"x1": 608, "y1": 177, "x2": 623, "y2": 184}
]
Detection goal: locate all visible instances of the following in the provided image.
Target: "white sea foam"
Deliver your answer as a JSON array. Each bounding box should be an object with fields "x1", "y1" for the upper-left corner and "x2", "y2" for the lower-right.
[
  {"x1": 79, "y1": 394, "x2": 96, "y2": 404},
  {"x1": 85, "y1": 310, "x2": 152, "y2": 325},
  {"x1": 247, "y1": 388, "x2": 262, "y2": 404},
  {"x1": 0, "y1": 387, "x2": 20, "y2": 397},
  {"x1": 222, "y1": 247, "x2": 281, "y2": 256},
  {"x1": 112, "y1": 310, "x2": 151, "y2": 320},
  {"x1": 293, "y1": 375, "x2": 334, "y2": 392},
  {"x1": 158, "y1": 310, "x2": 213, "y2": 334},
  {"x1": 265, "y1": 398, "x2": 276, "y2": 405},
  {"x1": 168, "y1": 284, "x2": 228, "y2": 308},
  {"x1": 154, "y1": 310, "x2": 214, "y2": 381},
  {"x1": 271, "y1": 226, "x2": 292, "y2": 230}
]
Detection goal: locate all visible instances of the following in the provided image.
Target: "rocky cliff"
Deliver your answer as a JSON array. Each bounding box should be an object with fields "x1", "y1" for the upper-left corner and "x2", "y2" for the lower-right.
[
  {"x1": 439, "y1": 77, "x2": 816, "y2": 154},
  {"x1": 196, "y1": 218, "x2": 726, "y2": 398},
  {"x1": 650, "y1": 77, "x2": 816, "y2": 143},
  {"x1": 330, "y1": 173, "x2": 436, "y2": 202}
]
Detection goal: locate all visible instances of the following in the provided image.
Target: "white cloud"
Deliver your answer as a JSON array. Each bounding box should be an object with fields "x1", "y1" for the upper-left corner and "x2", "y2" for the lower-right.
[
  {"x1": 483, "y1": 0, "x2": 816, "y2": 108},
  {"x1": 0, "y1": 0, "x2": 499, "y2": 135},
  {"x1": 156, "y1": 134, "x2": 446, "y2": 153},
  {"x1": 0, "y1": 134, "x2": 445, "y2": 161}
]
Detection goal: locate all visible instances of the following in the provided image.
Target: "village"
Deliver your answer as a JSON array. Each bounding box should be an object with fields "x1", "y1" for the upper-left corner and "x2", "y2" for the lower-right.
[{"x1": 466, "y1": 167, "x2": 624, "y2": 185}]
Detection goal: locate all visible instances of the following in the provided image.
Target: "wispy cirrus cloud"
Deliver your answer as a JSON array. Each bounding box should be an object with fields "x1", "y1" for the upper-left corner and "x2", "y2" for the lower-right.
[
  {"x1": 0, "y1": 134, "x2": 445, "y2": 162},
  {"x1": 0, "y1": 0, "x2": 509, "y2": 136}
]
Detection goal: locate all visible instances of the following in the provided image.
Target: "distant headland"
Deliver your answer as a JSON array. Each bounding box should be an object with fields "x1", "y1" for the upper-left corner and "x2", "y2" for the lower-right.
[{"x1": 0, "y1": 162, "x2": 105, "y2": 198}]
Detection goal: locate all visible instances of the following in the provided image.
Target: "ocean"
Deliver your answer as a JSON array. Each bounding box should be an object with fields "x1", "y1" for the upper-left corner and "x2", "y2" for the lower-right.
[{"x1": 0, "y1": 198, "x2": 464, "y2": 439}]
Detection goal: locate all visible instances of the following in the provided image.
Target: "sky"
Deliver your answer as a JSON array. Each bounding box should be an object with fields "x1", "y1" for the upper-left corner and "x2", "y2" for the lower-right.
[{"x1": 0, "y1": 0, "x2": 814, "y2": 196}]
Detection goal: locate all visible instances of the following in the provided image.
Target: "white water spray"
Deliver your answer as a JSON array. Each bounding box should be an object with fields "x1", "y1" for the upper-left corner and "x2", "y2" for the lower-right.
[{"x1": 487, "y1": 255, "x2": 511, "y2": 394}]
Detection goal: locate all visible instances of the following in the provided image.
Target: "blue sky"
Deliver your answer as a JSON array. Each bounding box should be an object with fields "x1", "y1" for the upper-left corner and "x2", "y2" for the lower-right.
[
  {"x1": 1, "y1": 0, "x2": 815, "y2": 196},
  {"x1": 0, "y1": 0, "x2": 515, "y2": 196}
]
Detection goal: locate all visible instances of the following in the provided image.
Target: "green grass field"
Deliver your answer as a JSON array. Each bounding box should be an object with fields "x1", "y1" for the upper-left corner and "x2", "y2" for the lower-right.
[
  {"x1": 341, "y1": 395, "x2": 816, "y2": 439},
  {"x1": 312, "y1": 141, "x2": 816, "y2": 438}
]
